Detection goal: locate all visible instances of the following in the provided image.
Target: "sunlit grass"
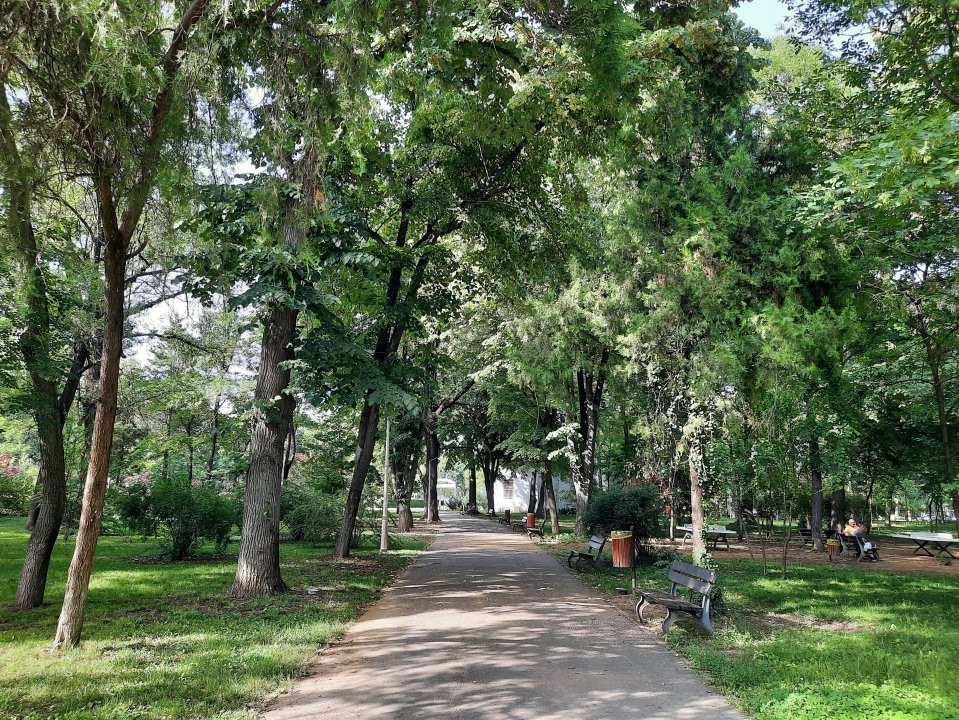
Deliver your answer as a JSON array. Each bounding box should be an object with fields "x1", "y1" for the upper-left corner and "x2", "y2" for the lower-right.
[
  {"x1": 562, "y1": 550, "x2": 959, "y2": 720},
  {"x1": 0, "y1": 517, "x2": 426, "y2": 719}
]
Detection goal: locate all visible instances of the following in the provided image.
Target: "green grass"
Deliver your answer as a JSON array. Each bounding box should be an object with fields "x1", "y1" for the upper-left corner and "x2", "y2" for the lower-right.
[
  {"x1": 559, "y1": 549, "x2": 959, "y2": 720},
  {"x1": 0, "y1": 517, "x2": 426, "y2": 720}
]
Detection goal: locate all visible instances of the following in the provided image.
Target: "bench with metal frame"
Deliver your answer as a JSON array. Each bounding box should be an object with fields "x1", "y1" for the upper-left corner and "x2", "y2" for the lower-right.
[
  {"x1": 567, "y1": 534, "x2": 607, "y2": 569},
  {"x1": 635, "y1": 560, "x2": 717, "y2": 636},
  {"x1": 838, "y1": 533, "x2": 879, "y2": 561},
  {"x1": 526, "y1": 517, "x2": 548, "y2": 539}
]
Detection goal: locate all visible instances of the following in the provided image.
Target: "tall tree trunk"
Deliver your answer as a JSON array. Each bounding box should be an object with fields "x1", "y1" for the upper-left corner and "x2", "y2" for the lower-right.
[
  {"x1": 207, "y1": 394, "x2": 221, "y2": 481},
  {"x1": 468, "y1": 462, "x2": 477, "y2": 508},
  {"x1": 395, "y1": 464, "x2": 415, "y2": 532},
  {"x1": 231, "y1": 306, "x2": 297, "y2": 598},
  {"x1": 425, "y1": 426, "x2": 440, "y2": 522},
  {"x1": 334, "y1": 398, "x2": 381, "y2": 558},
  {"x1": 534, "y1": 471, "x2": 546, "y2": 518},
  {"x1": 54, "y1": 231, "x2": 129, "y2": 647},
  {"x1": 16, "y1": 395, "x2": 66, "y2": 610},
  {"x1": 526, "y1": 471, "x2": 538, "y2": 515},
  {"x1": 809, "y1": 437, "x2": 824, "y2": 550},
  {"x1": 482, "y1": 461, "x2": 496, "y2": 514},
  {"x1": 3, "y1": 82, "x2": 74, "y2": 609},
  {"x1": 919, "y1": 328, "x2": 959, "y2": 534},
  {"x1": 689, "y1": 438, "x2": 706, "y2": 565},
  {"x1": 830, "y1": 488, "x2": 847, "y2": 534},
  {"x1": 543, "y1": 457, "x2": 559, "y2": 535}
]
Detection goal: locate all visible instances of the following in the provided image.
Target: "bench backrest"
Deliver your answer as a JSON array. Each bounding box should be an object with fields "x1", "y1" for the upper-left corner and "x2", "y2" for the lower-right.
[
  {"x1": 668, "y1": 560, "x2": 716, "y2": 600},
  {"x1": 587, "y1": 534, "x2": 606, "y2": 554}
]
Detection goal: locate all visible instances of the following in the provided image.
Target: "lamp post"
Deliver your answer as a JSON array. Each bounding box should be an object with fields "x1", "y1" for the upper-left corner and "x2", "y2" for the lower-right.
[{"x1": 380, "y1": 418, "x2": 391, "y2": 553}]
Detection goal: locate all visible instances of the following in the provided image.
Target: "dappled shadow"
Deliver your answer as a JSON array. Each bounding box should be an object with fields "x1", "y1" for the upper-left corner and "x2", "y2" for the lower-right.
[{"x1": 264, "y1": 514, "x2": 744, "y2": 720}]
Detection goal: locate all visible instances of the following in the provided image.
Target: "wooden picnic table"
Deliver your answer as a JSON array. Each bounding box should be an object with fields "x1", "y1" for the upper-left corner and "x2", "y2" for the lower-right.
[
  {"x1": 678, "y1": 524, "x2": 738, "y2": 550},
  {"x1": 891, "y1": 532, "x2": 959, "y2": 559}
]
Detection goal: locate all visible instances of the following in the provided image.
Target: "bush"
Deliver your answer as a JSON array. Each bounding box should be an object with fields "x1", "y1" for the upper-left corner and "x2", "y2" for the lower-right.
[
  {"x1": 582, "y1": 485, "x2": 663, "y2": 545},
  {"x1": 116, "y1": 475, "x2": 238, "y2": 560},
  {"x1": 0, "y1": 453, "x2": 31, "y2": 515},
  {"x1": 283, "y1": 482, "x2": 343, "y2": 544}
]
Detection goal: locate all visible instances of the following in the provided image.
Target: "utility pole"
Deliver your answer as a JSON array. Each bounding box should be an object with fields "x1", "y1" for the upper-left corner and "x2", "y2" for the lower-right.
[{"x1": 380, "y1": 418, "x2": 391, "y2": 553}]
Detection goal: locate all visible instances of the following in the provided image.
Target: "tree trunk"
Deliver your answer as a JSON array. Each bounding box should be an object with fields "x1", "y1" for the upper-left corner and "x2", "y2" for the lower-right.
[
  {"x1": 526, "y1": 471, "x2": 537, "y2": 515},
  {"x1": 231, "y1": 306, "x2": 297, "y2": 598},
  {"x1": 534, "y1": 471, "x2": 546, "y2": 518},
  {"x1": 425, "y1": 426, "x2": 440, "y2": 522},
  {"x1": 830, "y1": 488, "x2": 846, "y2": 534},
  {"x1": 482, "y1": 461, "x2": 496, "y2": 514},
  {"x1": 543, "y1": 457, "x2": 559, "y2": 535},
  {"x1": 689, "y1": 440, "x2": 706, "y2": 565},
  {"x1": 334, "y1": 398, "x2": 381, "y2": 558},
  {"x1": 53, "y1": 232, "x2": 128, "y2": 648},
  {"x1": 16, "y1": 398, "x2": 66, "y2": 610},
  {"x1": 206, "y1": 394, "x2": 221, "y2": 481},
  {"x1": 809, "y1": 437, "x2": 824, "y2": 550},
  {"x1": 919, "y1": 328, "x2": 959, "y2": 534},
  {"x1": 468, "y1": 463, "x2": 477, "y2": 508}
]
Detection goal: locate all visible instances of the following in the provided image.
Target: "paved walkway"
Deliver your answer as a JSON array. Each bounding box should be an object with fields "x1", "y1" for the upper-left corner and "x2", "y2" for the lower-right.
[{"x1": 263, "y1": 513, "x2": 746, "y2": 720}]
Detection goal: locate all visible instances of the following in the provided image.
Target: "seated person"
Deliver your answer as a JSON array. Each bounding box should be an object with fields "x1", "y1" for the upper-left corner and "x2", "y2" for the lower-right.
[{"x1": 843, "y1": 518, "x2": 865, "y2": 537}]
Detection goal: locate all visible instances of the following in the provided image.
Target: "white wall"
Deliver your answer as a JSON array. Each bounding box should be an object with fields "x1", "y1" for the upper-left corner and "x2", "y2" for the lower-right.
[{"x1": 493, "y1": 469, "x2": 574, "y2": 513}]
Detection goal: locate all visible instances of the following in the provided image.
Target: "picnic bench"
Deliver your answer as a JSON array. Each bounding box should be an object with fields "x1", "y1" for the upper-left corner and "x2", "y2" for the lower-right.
[
  {"x1": 678, "y1": 523, "x2": 737, "y2": 550},
  {"x1": 635, "y1": 560, "x2": 717, "y2": 636},
  {"x1": 892, "y1": 532, "x2": 958, "y2": 559},
  {"x1": 567, "y1": 534, "x2": 606, "y2": 570}
]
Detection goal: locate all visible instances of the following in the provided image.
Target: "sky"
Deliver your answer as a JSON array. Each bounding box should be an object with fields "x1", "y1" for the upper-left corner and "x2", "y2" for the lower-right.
[{"x1": 734, "y1": 0, "x2": 792, "y2": 38}]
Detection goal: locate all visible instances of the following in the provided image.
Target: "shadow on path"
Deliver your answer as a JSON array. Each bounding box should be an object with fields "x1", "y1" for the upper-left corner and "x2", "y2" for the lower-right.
[{"x1": 263, "y1": 513, "x2": 746, "y2": 720}]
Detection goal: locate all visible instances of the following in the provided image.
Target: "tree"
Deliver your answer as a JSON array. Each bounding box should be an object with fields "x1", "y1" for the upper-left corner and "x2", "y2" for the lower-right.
[{"x1": 6, "y1": 0, "x2": 225, "y2": 647}]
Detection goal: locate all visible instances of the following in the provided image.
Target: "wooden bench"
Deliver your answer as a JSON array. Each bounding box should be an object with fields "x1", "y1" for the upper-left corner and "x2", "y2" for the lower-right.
[
  {"x1": 567, "y1": 534, "x2": 606, "y2": 569},
  {"x1": 635, "y1": 560, "x2": 717, "y2": 635}
]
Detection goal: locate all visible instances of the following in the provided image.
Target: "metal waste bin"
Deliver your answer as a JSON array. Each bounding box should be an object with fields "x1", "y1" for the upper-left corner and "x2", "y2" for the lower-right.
[
  {"x1": 611, "y1": 530, "x2": 633, "y2": 568},
  {"x1": 526, "y1": 512, "x2": 535, "y2": 528}
]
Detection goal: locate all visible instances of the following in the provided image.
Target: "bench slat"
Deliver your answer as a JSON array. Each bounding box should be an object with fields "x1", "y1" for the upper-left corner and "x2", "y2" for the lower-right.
[
  {"x1": 670, "y1": 561, "x2": 716, "y2": 583},
  {"x1": 667, "y1": 570, "x2": 713, "y2": 595}
]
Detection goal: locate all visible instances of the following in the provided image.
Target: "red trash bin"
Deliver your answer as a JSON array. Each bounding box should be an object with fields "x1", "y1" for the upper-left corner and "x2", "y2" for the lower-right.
[
  {"x1": 611, "y1": 531, "x2": 633, "y2": 568},
  {"x1": 503, "y1": 509, "x2": 510, "y2": 522},
  {"x1": 526, "y1": 512, "x2": 535, "y2": 528}
]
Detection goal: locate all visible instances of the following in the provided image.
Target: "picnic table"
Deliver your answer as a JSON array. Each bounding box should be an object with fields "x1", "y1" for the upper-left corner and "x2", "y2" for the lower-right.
[
  {"x1": 892, "y1": 532, "x2": 959, "y2": 559},
  {"x1": 678, "y1": 524, "x2": 738, "y2": 551}
]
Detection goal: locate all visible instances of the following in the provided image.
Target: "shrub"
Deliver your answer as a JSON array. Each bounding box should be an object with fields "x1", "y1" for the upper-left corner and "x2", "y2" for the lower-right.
[
  {"x1": 116, "y1": 475, "x2": 238, "y2": 560},
  {"x1": 283, "y1": 482, "x2": 343, "y2": 544},
  {"x1": 0, "y1": 452, "x2": 31, "y2": 515},
  {"x1": 582, "y1": 485, "x2": 663, "y2": 545}
]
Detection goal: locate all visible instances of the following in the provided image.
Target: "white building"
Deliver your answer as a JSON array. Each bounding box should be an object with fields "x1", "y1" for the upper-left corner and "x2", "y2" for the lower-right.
[{"x1": 492, "y1": 468, "x2": 574, "y2": 513}]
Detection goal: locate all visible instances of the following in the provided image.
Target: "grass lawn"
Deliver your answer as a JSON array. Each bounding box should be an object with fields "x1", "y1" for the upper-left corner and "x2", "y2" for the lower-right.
[
  {"x1": 564, "y1": 549, "x2": 959, "y2": 720},
  {"x1": 0, "y1": 517, "x2": 427, "y2": 720}
]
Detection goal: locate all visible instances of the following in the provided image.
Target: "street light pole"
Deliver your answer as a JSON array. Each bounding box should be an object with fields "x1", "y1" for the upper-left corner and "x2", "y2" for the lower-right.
[{"x1": 380, "y1": 418, "x2": 391, "y2": 553}]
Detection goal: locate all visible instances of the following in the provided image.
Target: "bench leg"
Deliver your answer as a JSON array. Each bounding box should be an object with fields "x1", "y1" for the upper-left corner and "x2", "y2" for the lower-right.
[
  {"x1": 635, "y1": 598, "x2": 650, "y2": 623},
  {"x1": 700, "y1": 608, "x2": 715, "y2": 636},
  {"x1": 662, "y1": 608, "x2": 678, "y2": 635},
  {"x1": 567, "y1": 551, "x2": 575, "y2": 569}
]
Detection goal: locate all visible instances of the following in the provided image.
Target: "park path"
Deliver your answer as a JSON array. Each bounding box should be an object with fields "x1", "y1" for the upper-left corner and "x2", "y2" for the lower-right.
[{"x1": 262, "y1": 513, "x2": 747, "y2": 720}]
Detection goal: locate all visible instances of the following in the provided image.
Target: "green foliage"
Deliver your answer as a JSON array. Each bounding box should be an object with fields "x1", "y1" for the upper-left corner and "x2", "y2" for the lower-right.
[
  {"x1": 282, "y1": 483, "x2": 344, "y2": 544},
  {"x1": 582, "y1": 486, "x2": 663, "y2": 540},
  {"x1": 115, "y1": 476, "x2": 238, "y2": 560},
  {"x1": 0, "y1": 458, "x2": 30, "y2": 516}
]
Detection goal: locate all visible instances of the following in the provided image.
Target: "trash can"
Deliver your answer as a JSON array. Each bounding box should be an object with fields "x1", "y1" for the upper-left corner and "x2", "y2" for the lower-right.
[
  {"x1": 611, "y1": 530, "x2": 633, "y2": 568},
  {"x1": 826, "y1": 538, "x2": 841, "y2": 561},
  {"x1": 503, "y1": 509, "x2": 510, "y2": 522},
  {"x1": 526, "y1": 512, "x2": 535, "y2": 528}
]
